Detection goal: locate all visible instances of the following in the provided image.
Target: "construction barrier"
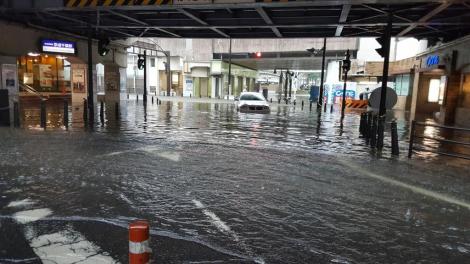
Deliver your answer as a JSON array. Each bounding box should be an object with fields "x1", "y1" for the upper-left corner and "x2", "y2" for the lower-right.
[
  {"x1": 64, "y1": 0, "x2": 298, "y2": 7},
  {"x1": 65, "y1": 0, "x2": 171, "y2": 8},
  {"x1": 129, "y1": 220, "x2": 151, "y2": 264},
  {"x1": 345, "y1": 99, "x2": 368, "y2": 109}
]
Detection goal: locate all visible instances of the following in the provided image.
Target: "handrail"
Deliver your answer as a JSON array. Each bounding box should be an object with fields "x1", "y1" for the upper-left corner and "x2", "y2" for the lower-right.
[
  {"x1": 414, "y1": 121, "x2": 470, "y2": 132},
  {"x1": 20, "y1": 83, "x2": 47, "y2": 101},
  {"x1": 408, "y1": 120, "x2": 470, "y2": 160}
]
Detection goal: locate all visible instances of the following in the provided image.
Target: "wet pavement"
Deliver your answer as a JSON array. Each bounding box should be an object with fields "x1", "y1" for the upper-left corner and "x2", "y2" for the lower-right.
[{"x1": 1, "y1": 97, "x2": 469, "y2": 263}]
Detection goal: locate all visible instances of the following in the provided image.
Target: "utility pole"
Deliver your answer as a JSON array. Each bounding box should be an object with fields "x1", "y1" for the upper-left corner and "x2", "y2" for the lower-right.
[
  {"x1": 143, "y1": 50, "x2": 147, "y2": 104},
  {"x1": 288, "y1": 72, "x2": 292, "y2": 99},
  {"x1": 166, "y1": 51, "x2": 171, "y2": 96},
  {"x1": 278, "y1": 71, "x2": 283, "y2": 102},
  {"x1": 227, "y1": 38, "x2": 232, "y2": 99},
  {"x1": 341, "y1": 49, "x2": 351, "y2": 120},
  {"x1": 284, "y1": 71, "x2": 288, "y2": 102},
  {"x1": 318, "y1": 37, "x2": 327, "y2": 110}
]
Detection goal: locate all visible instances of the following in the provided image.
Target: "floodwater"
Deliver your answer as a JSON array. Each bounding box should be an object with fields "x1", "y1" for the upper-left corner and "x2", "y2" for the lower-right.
[{"x1": 1, "y1": 97, "x2": 469, "y2": 263}]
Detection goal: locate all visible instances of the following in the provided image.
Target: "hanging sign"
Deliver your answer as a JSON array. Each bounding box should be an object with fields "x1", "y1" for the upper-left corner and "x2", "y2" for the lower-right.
[
  {"x1": 425, "y1": 55, "x2": 440, "y2": 68},
  {"x1": 41, "y1": 39, "x2": 76, "y2": 55}
]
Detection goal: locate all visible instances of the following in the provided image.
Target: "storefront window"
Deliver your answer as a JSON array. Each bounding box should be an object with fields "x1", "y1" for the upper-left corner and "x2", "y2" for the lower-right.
[
  {"x1": 428, "y1": 79, "x2": 441, "y2": 103},
  {"x1": 394, "y1": 74, "x2": 410, "y2": 96},
  {"x1": 18, "y1": 54, "x2": 71, "y2": 94}
]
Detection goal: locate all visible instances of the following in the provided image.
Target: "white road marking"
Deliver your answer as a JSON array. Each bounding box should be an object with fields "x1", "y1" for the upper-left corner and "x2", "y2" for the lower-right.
[
  {"x1": 104, "y1": 146, "x2": 181, "y2": 162},
  {"x1": 9, "y1": 200, "x2": 119, "y2": 263},
  {"x1": 192, "y1": 199, "x2": 236, "y2": 240},
  {"x1": 27, "y1": 229, "x2": 118, "y2": 264},
  {"x1": 7, "y1": 199, "x2": 36, "y2": 208},
  {"x1": 340, "y1": 161, "x2": 470, "y2": 210},
  {"x1": 13, "y1": 208, "x2": 52, "y2": 224}
]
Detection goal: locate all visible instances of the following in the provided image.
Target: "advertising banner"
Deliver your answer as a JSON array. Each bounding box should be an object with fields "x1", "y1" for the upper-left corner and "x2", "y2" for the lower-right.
[
  {"x1": 1, "y1": 64, "x2": 18, "y2": 97},
  {"x1": 23, "y1": 72, "x2": 34, "y2": 85},
  {"x1": 325, "y1": 82, "x2": 357, "y2": 104},
  {"x1": 72, "y1": 68, "x2": 86, "y2": 93},
  {"x1": 38, "y1": 64, "x2": 53, "y2": 89}
]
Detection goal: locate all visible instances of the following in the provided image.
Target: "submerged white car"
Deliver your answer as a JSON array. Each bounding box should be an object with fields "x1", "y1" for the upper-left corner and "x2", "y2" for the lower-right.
[{"x1": 236, "y1": 92, "x2": 270, "y2": 113}]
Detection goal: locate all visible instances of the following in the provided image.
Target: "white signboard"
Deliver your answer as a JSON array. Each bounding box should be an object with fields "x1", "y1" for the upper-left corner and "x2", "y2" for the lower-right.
[
  {"x1": 2, "y1": 64, "x2": 18, "y2": 97},
  {"x1": 41, "y1": 39, "x2": 76, "y2": 54},
  {"x1": 183, "y1": 78, "x2": 193, "y2": 97}
]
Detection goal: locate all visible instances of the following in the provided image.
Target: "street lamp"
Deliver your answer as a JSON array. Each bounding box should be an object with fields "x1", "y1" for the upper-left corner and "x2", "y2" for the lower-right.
[{"x1": 341, "y1": 49, "x2": 351, "y2": 120}]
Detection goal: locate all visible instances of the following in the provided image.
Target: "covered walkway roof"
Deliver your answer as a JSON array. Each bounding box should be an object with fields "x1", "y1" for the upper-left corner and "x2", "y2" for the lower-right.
[{"x1": 1, "y1": 0, "x2": 469, "y2": 40}]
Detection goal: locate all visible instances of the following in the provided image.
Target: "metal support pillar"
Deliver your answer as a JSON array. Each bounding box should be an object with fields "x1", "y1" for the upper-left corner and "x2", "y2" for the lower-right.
[
  {"x1": 143, "y1": 50, "x2": 147, "y2": 104},
  {"x1": 40, "y1": 100, "x2": 46, "y2": 129},
  {"x1": 228, "y1": 38, "x2": 232, "y2": 99},
  {"x1": 63, "y1": 99, "x2": 68, "y2": 128},
  {"x1": 278, "y1": 72, "x2": 283, "y2": 102},
  {"x1": 318, "y1": 37, "x2": 326, "y2": 109},
  {"x1": 377, "y1": 13, "x2": 393, "y2": 148},
  {"x1": 284, "y1": 72, "x2": 288, "y2": 102},
  {"x1": 87, "y1": 27, "x2": 94, "y2": 124},
  {"x1": 379, "y1": 14, "x2": 393, "y2": 117},
  {"x1": 288, "y1": 73, "x2": 292, "y2": 99},
  {"x1": 341, "y1": 50, "x2": 351, "y2": 120},
  {"x1": 166, "y1": 51, "x2": 171, "y2": 96}
]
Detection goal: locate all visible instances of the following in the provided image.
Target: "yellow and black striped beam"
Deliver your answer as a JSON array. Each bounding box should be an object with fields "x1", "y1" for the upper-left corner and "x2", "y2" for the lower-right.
[{"x1": 64, "y1": 0, "x2": 172, "y2": 8}]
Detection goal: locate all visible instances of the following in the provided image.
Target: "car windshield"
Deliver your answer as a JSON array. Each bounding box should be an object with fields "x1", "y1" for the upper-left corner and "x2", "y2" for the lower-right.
[{"x1": 240, "y1": 94, "x2": 264, "y2": 101}]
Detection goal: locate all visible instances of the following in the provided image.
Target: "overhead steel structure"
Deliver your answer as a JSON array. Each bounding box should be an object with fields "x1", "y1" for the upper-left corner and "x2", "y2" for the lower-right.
[{"x1": 0, "y1": 0, "x2": 469, "y2": 41}]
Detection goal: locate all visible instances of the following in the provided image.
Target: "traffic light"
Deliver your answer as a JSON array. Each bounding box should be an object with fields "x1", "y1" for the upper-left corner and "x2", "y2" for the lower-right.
[
  {"x1": 342, "y1": 50, "x2": 351, "y2": 73},
  {"x1": 375, "y1": 35, "x2": 387, "y2": 58},
  {"x1": 98, "y1": 37, "x2": 110, "y2": 56},
  {"x1": 137, "y1": 54, "x2": 145, "y2": 70}
]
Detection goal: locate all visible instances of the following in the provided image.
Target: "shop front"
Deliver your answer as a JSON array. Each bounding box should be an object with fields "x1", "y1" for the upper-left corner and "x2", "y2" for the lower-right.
[
  {"x1": 0, "y1": 21, "x2": 127, "y2": 129},
  {"x1": 210, "y1": 60, "x2": 258, "y2": 99},
  {"x1": 411, "y1": 35, "x2": 470, "y2": 127}
]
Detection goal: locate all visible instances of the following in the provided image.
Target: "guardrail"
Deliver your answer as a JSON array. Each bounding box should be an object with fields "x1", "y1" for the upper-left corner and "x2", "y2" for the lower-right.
[{"x1": 408, "y1": 121, "x2": 470, "y2": 160}]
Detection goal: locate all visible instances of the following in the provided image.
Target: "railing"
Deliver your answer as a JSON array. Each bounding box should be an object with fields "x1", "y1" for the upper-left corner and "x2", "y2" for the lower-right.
[
  {"x1": 408, "y1": 121, "x2": 470, "y2": 160},
  {"x1": 20, "y1": 83, "x2": 47, "y2": 100}
]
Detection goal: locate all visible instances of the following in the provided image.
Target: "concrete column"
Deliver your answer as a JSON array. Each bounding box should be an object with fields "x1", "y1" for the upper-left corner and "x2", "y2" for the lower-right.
[
  {"x1": 119, "y1": 67, "x2": 127, "y2": 101},
  {"x1": 104, "y1": 64, "x2": 121, "y2": 104},
  {"x1": 409, "y1": 69, "x2": 420, "y2": 122}
]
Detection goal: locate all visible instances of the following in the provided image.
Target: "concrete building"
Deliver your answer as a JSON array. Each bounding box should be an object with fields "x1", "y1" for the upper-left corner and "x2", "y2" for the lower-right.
[{"x1": 123, "y1": 38, "x2": 358, "y2": 99}]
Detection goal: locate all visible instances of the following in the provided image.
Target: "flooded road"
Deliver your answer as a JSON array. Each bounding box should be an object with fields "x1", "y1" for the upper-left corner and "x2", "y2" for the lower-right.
[{"x1": 1, "y1": 97, "x2": 469, "y2": 263}]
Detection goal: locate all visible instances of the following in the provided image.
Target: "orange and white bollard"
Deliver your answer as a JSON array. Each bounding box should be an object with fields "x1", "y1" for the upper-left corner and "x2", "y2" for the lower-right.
[{"x1": 129, "y1": 220, "x2": 151, "y2": 264}]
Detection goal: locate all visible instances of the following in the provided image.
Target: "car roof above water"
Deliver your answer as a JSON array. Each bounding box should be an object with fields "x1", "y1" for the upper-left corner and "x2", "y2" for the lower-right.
[{"x1": 239, "y1": 92, "x2": 266, "y2": 100}]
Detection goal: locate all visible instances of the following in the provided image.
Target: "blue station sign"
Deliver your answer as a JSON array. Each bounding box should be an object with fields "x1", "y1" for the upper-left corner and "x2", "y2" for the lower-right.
[
  {"x1": 40, "y1": 39, "x2": 76, "y2": 55},
  {"x1": 426, "y1": 55, "x2": 440, "y2": 68}
]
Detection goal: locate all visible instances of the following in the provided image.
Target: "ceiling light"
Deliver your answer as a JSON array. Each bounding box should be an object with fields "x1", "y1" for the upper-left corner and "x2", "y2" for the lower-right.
[{"x1": 28, "y1": 52, "x2": 40, "y2": 57}]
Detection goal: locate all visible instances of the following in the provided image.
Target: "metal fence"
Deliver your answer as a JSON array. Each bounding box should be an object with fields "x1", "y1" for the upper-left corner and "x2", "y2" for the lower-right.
[{"x1": 408, "y1": 121, "x2": 470, "y2": 160}]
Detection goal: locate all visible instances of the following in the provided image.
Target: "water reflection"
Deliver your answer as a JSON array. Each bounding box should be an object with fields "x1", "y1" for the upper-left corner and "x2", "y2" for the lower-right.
[{"x1": 15, "y1": 97, "x2": 470, "y2": 165}]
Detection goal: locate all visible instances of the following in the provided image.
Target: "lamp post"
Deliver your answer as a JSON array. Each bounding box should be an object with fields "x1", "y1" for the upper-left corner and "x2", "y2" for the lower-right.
[
  {"x1": 307, "y1": 38, "x2": 327, "y2": 110},
  {"x1": 341, "y1": 49, "x2": 351, "y2": 120}
]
